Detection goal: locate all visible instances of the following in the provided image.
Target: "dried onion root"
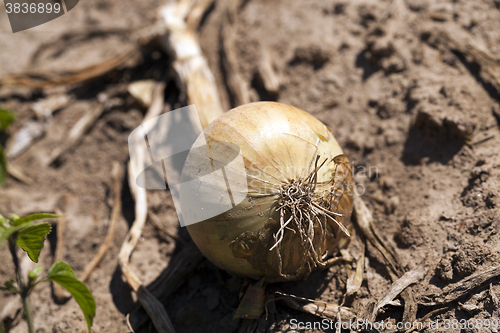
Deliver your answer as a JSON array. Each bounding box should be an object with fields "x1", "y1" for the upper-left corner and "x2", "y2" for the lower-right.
[{"x1": 182, "y1": 102, "x2": 354, "y2": 282}]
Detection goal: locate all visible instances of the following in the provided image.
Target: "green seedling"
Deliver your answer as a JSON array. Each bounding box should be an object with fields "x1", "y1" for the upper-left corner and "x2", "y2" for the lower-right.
[{"x1": 0, "y1": 213, "x2": 95, "y2": 333}]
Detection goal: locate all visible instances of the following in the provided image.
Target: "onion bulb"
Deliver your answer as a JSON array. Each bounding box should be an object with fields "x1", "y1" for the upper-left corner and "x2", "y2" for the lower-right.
[{"x1": 181, "y1": 102, "x2": 353, "y2": 282}]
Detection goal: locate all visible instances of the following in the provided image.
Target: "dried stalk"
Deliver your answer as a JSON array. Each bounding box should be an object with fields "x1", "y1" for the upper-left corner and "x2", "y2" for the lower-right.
[
  {"x1": 345, "y1": 245, "x2": 365, "y2": 297},
  {"x1": 420, "y1": 264, "x2": 500, "y2": 306},
  {"x1": 436, "y1": 30, "x2": 500, "y2": 94},
  {"x1": 491, "y1": 283, "x2": 500, "y2": 310},
  {"x1": 276, "y1": 291, "x2": 356, "y2": 320},
  {"x1": 220, "y1": 17, "x2": 251, "y2": 106},
  {"x1": 370, "y1": 266, "x2": 428, "y2": 322},
  {"x1": 159, "y1": 0, "x2": 224, "y2": 128},
  {"x1": 6, "y1": 164, "x2": 34, "y2": 185},
  {"x1": 118, "y1": 82, "x2": 175, "y2": 333},
  {"x1": 352, "y1": 191, "x2": 401, "y2": 279},
  {"x1": 118, "y1": 82, "x2": 165, "y2": 289},
  {"x1": 119, "y1": 158, "x2": 147, "y2": 292},
  {"x1": 47, "y1": 104, "x2": 105, "y2": 166},
  {"x1": 352, "y1": 192, "x2": 422, "y2": 324},
  {"x1": 79, "y1": 162, "x2": 122, "y2": 282},
  {"x1": 0, "y1": 46, "x2": 139, "y2": 89},
  {"x1": 256, "y1": 48, "x2": 282, "y2": 97},
  {"x1": 7, "y1": 121, "x2": 46, "y2": 160}
]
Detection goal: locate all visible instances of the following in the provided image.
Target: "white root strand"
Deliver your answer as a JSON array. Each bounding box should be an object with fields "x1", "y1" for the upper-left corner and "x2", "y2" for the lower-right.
[
  {"x1": 118, "y1": 82, "x2": 165, "y2": 291},
  {"x1": 118, "y1": 82, "x2": 175, "y2": 333},
  {"x1": 120, "y1": 0, "x2": 225, "y2": 330},
  {"x1": 79, "y1": 162, "x2": 122, "y2": 282}
]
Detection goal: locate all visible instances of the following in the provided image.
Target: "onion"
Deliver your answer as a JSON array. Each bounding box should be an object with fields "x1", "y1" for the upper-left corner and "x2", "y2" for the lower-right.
[{"x1": 181, "y1": 102, "x2": 353, "y2": 282}]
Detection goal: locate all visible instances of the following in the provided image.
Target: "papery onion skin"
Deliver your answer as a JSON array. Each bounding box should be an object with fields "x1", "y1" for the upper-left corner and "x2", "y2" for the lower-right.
[{"x1": 182, "y1": 102, "x2": 353, "y2": 282}]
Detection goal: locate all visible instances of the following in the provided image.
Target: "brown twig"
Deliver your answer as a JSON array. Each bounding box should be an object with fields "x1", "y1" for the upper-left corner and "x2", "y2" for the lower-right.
[
  {"x1": 434, "y1": 30, "x2": 500, "y2": 94},
  {"x1": 256, "y1": 47, "x2": 282, "y2": 98},
  {"x1": 352, "y1": 191, "x2": 401, "y2": 279},
  {"x1": 220, "y1": 16, "x2": 251, "y2": 107},
  {"x1": 352, "y1": 191, "x2": 424, "y2": 325},
  {"x1": 404, "y1": 307, "x2": 448, "y2": 333},
  {"x1": 47, "y1": 104, "x2": 105, "y2": 166},
  {"x1": 6, "y1": 164, "x2": 34, "y2": 185},
  {"x1": 276, "y1": 291, "x2": 356, "y2": 320},
  {"x1": 370, "y1": 266, "x2": 428, "y2": 322},
  {"x1": 419, "y1": 265, "x2": 500, "y2": 306},
  {"x1": 0, "y1": 46, "x2": 139, "y2": 89},
  {"x1": 79, "y1": 162, "x2": 122, "y2": 282}
]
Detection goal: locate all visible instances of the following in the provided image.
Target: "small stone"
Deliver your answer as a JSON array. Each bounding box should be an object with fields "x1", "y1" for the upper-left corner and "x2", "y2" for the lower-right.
[
  {"x1": 407, "y1": 0, "x2": 428, "y2": 12},
  {"x1": 381, "y1": 176, "x2": 396, "y2": 191},
  {"x1": 385, "y1": 196, "x2": 400, "y2": 214}
]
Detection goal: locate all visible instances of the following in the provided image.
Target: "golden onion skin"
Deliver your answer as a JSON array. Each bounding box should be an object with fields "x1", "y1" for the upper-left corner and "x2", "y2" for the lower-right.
[{"x1": 182, "y1": 102, "x2": 353, "y2": 282}]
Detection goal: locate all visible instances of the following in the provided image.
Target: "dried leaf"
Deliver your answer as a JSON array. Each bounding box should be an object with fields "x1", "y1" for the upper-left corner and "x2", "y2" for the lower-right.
[
  {"x1": 371, "y1": 265, "x2": 428, "y2": 321},
  {"x1": 346, "y1": 250, "x2": 365, "y2": 297}
]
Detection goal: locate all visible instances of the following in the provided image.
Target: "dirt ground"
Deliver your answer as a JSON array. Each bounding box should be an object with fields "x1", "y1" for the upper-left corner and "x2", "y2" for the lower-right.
[{"x1": 1, "y1": 0, "x2": 500, "y2": 332}]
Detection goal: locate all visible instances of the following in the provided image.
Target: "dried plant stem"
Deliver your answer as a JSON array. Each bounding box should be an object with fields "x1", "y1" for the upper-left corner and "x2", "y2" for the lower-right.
[
  {"x1": 119, "y1": 161, "x2": 147, "y2": 292},
  {"x1": 352, "y1": 191, "x2": 400, "y2": 279},
  {"x1": 276, "y1": 291, "x2": 356, "y2": 320},
  {"x1": 118, "y1": 82, "x2": 175, "y2": 333},
  {"x1": 436, "y1": 30, "x2": 500, "y2": 93},
  {"x1": 79, "y1": 162, "x2": 122, "y2": 282},
  {"x1": 420, "y1": 264, "x2": 500, "y2": 306},
  {"x1": 0, "y1": 46, "x2": 139, "y2": 88},
  {"x1": 220, "y1": 19, "x2": 251, "y2": 107},
  {"x1": 159, "y1": 0, "x2": 224, "y2": 129},
  {"x1": 6, "y1": 164, "x2": 34, "y2": 185},
  {"x1": 47, "y1": 104, "x2": 105, "y2": 166},
  {"x1": 370, "y1": 266, "x2": 428, "y2": 322}
]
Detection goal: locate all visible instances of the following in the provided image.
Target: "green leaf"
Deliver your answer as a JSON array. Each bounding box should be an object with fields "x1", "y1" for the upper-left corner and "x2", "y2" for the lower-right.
[
  {"x1": 0, "y1": 108, "x2": 15, "y2": 130},
  {"x1": 16, "y1": 223, "x2": 51, "y2": 263},
  {"x1": 0, "y1": 146, "x2": 6, "y2": 185},
  {"x1": 12, "y1": 213, "x2": 59, "y2": 226},
  {"x1": 0, "y1": 215, "x2": 7, "y2": 228},
  {"x1": 3, "y1": 280, "x2": 19, "y2": 293},
  {"x1": 28, "y1": 267, "x2": 43, "y2": 283},
  {"x1": 9, "y1": 215, "x2": 19, "y2": 224},
  {"x1": 48, "y1": 262, "x2": 95, "y2": 331},
  {"x1": 0, "y1": 213, "x2": 58, "y2": 250},
  {"x1": 0, "y1": 221, "x2": 34, "y2": 250}
]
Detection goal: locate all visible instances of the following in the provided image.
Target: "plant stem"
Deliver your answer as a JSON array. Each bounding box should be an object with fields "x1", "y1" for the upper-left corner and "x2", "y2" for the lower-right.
[
  {"x1": 22, "y1": 295, "x2": 35, "y2": 333},
  {"x1": 8, "y1": 236, "x2": 23, "y2": 290},
  {"x1": 8, "y1": 235, "x2": 35, "y2": 333}
]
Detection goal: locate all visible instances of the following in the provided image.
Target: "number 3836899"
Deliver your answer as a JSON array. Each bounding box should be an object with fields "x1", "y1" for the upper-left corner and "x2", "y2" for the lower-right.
[{"x1": 5, "y1": 1, "x2": 61, "y2": 14}]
